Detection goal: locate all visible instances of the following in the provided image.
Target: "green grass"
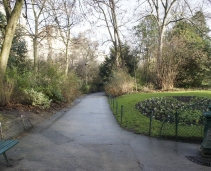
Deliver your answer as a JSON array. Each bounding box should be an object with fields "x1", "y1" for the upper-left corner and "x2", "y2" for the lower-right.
[{"x1": 109, "y1": 90, "x2": 211, "y2": 142}]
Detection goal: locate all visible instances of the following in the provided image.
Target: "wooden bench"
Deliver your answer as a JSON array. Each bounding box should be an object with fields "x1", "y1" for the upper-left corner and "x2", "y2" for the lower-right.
[{"x1": 0, "y1": 140, "x2": 19, "y2": 166}]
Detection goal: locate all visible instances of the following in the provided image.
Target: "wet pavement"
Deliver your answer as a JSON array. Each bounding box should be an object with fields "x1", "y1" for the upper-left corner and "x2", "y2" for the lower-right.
[{"x1": 0, "y1": 92, "x2": 210, "y2": 171}]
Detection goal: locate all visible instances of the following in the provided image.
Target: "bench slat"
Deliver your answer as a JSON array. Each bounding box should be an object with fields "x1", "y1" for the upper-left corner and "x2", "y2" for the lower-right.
[
  {"x1": 0, "y1": 140, "x2": 15, "y2": 147},
  {"x1": 0, "y1": 140, "x2": 18, "y2": 149},
  {"x1": 0, "y1": 140, "x2": 19, "y2": 155}
]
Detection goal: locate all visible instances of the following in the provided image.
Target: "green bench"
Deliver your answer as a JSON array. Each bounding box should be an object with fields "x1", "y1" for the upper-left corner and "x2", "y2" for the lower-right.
[{"x1": 0, "y1": 140, "x2": 19, "y2": 166}]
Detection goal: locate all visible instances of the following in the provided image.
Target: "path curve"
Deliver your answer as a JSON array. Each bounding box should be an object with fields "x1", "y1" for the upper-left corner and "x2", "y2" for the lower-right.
[{"x1": 0, "y1": 92, "x2": 209, "y2": 171}]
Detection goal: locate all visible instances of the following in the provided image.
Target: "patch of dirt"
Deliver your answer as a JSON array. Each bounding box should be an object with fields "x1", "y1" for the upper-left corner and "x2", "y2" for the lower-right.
[{"x1": 0, "y1": 102, "x2": 72, "y2": 126}]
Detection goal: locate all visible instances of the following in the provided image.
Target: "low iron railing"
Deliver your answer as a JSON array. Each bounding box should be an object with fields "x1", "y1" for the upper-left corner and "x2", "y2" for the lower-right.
[{"x1": 108, "y1": 96, "x2": 204, "y2": 143}]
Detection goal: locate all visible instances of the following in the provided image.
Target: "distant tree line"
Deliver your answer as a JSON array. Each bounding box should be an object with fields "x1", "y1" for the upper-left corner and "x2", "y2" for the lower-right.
[{"x1": 1, "y1": 0, "x2": 211, "y2": 103}]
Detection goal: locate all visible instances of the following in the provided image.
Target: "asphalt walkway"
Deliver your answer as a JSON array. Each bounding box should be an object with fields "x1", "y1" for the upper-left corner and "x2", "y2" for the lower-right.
[{"x1": 0, "y1": 92, "x2": 210, "y2": 171}]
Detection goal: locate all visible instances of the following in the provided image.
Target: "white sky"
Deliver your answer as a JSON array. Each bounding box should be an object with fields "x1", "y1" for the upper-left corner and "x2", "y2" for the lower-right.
[
  {"x1": 72, "y1": 0, "x2": 211, "y2": 55},
  {"x1": 71, "y1": 0, "x2": 138, "y2": 54}
]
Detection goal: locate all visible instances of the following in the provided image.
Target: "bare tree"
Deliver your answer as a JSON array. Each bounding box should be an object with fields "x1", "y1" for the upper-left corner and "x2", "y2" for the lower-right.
[
  {"x1": 48, "y1": 0, "x2": 80, "y2": 75},
  {"x1": 134, "y1": 0, "x2": 195, "y2": 89},
  {"x1": 133, "y1": 0, "x2": 211, "y2": 90},
  {"x1": 160, "y1": 37, "x2": 187, "y2": 89},
  {"x1": 24, "y1": 0, "x2": 49, "y2": 71},
  {"x1": 0, "y1": 0, "x2": 25, "y2": 105},
  {"x1": 82, "y1": 0, "x2": 128, "y2": 68},
  {"x1": 71, "y1": 31, "x2": 99, "y2": 84},
  {"x1": 138, "y1": 0, "x2": 186, "y2": 89}
]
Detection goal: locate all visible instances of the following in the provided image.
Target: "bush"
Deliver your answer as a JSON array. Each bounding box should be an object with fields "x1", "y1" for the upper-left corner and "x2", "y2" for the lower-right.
[
  {"x1": 36, "y1": 64, "x2": 81, "y2": 103},
  {"x1": 42, "y1": 87, "x2": 64, "y2": 103},
  {"x1": 80, "y1": 84, "x2": 90, "y2": 94},
  {"x1": 23, "y1": 89, "x2": 52, "y2": 109},
  {"x1": 11, "y1": 64, "x2": 62, "y2": 104},
  {"x1": 1, "y1": 68, "x2": 18, "y2": 105},
  {"x1": 140, "y1": 83, "x2": 155, "y2": 92},
  {"x1": 3, "y1": 61, "x2": 81, "y2": 106},
  {"x1": 105, "y1": 69, "x2": 134, "y2": 96},
  {"x1": 35, "y1": 62, "x2": 64, "y2": 102},
  {"x1": 17, "y1": 70, "x2": 36, "y2": 89},
  {"x1": 61, "y1": 72, "x2": 81, "y2": 103}
]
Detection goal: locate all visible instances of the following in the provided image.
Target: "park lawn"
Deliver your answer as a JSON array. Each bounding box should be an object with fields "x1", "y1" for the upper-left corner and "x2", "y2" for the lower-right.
[{"x1": 110, "y1": 90, "x2": 211, "y2": 138}]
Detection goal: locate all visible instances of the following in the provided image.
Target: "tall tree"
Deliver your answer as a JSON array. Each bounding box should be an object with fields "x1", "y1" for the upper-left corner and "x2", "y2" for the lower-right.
[
  {"x1": 171, "y1": 11, "x2": 211, "y2": 87},
  {"x1": 25, "y1": 0, "x2": 48, "y2": 72},
  {"x1": 8, "y1": 25, "x2": 28, "y2": 71},
  {"x1": 0, "y1": 11, "x2": 28, "y2": 71},
  {"x1": 121, "y1": 43, "x2": 140, "y2": 91},
  {"x1": 48, "y1": 0, "x2": 79, "y2": 75},
  {"x1": 134, "y1": 15, "x2": 158, "y2": 52},
  {"x1": 71, "y1": 32, "x2": 99, "y2": 84},
  {"x1": 142, "y1": 0, "x2": 184, "y2": 89},
  {"x1": 83, "y1": 0, "x2": 127, "y2": 68},
  {"x1": 99, "y1": 43, "x2": 138, "y2": 85},
  {"x1": 0, "y1": 0, "x2": 25, "y2": 105},
  {"x1": 133, "y1": 15, "x2": 158, "y2": 84},
  {"x1": 99, "y1": 54, "x2": 115, "y2": 85},
  {"x1": 190, "y1": 11, "x2": 210, "y2": 38}
]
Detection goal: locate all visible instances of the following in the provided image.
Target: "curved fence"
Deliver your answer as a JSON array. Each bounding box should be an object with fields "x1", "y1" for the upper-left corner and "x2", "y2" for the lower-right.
[{"x1": 108, "y1": 96, "x2": 204, "y2": 143}]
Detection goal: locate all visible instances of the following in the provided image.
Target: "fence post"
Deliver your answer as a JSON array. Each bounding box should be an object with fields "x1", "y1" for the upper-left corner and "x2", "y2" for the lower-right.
[
  {"x1": 175, "y1": 112, "x2": 178, "y2": 140},
  {"x1": 121, "y1": 105, "x2": 124, "y2": 124},
  {"x1": 149, "y1": 112, "x2": 153, "y2": 136}
]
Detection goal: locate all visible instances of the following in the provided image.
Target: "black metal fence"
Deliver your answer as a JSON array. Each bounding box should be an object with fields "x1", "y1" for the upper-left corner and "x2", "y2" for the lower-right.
[{"x1": 108, "y1": 96, "x2": 204, "y2": 143}]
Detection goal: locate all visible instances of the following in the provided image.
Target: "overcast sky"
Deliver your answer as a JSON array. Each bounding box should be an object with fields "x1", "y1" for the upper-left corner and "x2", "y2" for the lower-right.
[{"x1": 72, "y1": 0, "x2": 211, "y2": 54}]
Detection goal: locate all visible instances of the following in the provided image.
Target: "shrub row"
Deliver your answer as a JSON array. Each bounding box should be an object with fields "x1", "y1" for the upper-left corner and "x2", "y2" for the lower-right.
[
  {"x1": 3, "y1": 62, "x2": 81, "y2": 109},
  {"x1": 105, "y1": 69, "x2": 134, "y2": 96}
]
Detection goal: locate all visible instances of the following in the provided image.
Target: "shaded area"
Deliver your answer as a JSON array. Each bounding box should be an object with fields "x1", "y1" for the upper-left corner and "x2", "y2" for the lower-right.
[
  {"x1": 0, "y1": 117, "x2": 32, "y2": 140},
  {"x1": 186, "y1": 156, "x2": 211, "y2": 167},
  {"x1": 42, "y1": 128, "x2": 72, "y2": 145}
]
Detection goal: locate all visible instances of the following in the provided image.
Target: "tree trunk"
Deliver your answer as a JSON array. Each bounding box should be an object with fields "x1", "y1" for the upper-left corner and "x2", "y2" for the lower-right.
[
  {"x1": 31, "y1": 0, "x2": 48, "y2": 71},
  {"x1": 0, "y1": 0, "x2": 24, "y2": 105},
  {"x1": 33, "y1": 16, "x2": 39, "y2": 72},
  {"x1": 65, "y1": 42, "x2": 70, "y2": 75},
  {"x1": 47, "y1": 27, "x2": 53, "y2": 62},
  {"x1": 146, "y1": 0, "x2": 178, "y2": 89},
  {"x1": 65, "y1": 48, "x2": 69, "y2": 75},
  {"x1": 33, "y1": 36, "x2": 38, "y2": 72},
  {"x1": 156, "y1": 27, "x2": 164, "y2": 89}
]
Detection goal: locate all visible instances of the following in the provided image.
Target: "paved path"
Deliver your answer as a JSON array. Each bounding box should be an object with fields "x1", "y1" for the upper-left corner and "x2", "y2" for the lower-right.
[{"x1": 0, "y1": 92, "x2": 210, "y2": 171}]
